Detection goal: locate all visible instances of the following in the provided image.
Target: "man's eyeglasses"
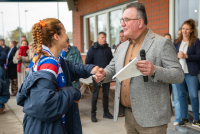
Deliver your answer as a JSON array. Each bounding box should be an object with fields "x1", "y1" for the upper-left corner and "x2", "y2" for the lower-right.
[
  {"x1": 67, "y1": 38, "x2": 69, "y2": 43},
  {"x1": 120, "y1": 18, "x2": 139, "y2": 24}
]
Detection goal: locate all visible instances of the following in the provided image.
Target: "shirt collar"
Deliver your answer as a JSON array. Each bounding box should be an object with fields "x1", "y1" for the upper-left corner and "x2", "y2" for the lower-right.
[{"x1": 129, "y1": 28, "x2": 148, "y2": 44}]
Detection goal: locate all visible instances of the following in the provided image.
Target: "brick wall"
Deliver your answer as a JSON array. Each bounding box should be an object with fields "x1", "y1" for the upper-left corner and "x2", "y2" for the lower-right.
[{"x1": 72, "y1": 0, "x2": 169, "y2": 60}]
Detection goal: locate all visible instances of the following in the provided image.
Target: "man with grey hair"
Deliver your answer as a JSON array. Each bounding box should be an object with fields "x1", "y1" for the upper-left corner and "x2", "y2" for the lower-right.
[
  {"x1": 85, "y1": 32, "x2": 113, "y2": 122},
  {"x1": 94, "y1": 2, "x2": 184, "y2": 133}
]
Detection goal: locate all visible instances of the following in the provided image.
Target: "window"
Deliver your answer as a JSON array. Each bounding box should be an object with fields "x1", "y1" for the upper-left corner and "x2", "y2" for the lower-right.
[
  {"x1": 87, "y1": 17, "x2": 95, "y2": 48},
  {"x1": 174, "y1": 0, "x2": 199, "y2": 39},
  {"x1": 83, "y1": 2, "x2": 132, "y2": 52},
  {"x1": 110, "y1": 10, "x2": 122, "y2": 49},
  {"x1": 97, "y1": 14, "x2": 107, "y2": 34}
]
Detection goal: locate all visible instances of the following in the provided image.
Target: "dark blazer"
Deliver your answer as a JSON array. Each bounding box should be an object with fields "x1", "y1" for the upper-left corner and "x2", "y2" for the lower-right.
[
  {"x1": 7, "y1": 46, "x2": 17, "y2": 79},
  {"x1": 85, "y1": 42, "x2": 113, "y2": 68},
  {"x1": 174, "y1": 38, "x2": 200, "y2": 76}
]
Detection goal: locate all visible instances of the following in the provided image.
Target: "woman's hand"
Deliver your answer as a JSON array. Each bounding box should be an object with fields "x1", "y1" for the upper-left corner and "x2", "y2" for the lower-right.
[
  {"x1": 17, "y1": 56, "x2": 22, "y2": 60},
  {"x1": 178, "y1": 51, "x2": 188, "y2": 59},
  {"x1": 91, "y1": 66, "x2": 100, "y2": 74}
]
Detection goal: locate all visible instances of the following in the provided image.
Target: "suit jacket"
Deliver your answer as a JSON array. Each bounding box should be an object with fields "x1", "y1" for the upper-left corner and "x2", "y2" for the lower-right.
[
  {"x1": 7, "y1": 46, "x2": 18, "y2": 79},
  {"x1": 174, "y1": 38, "x2": 200, "y2": 76},
  {"x1": 104, "y1": 29, "x2": 184, "y2": 127}
]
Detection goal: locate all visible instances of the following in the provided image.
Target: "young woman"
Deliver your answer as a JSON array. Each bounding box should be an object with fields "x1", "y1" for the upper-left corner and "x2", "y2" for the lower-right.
[
  {"x1": 174, "y1": 19, "x2": 200, "y2": 127},
  {"x1": 13, "y1": 40, "x2": 30, "y2": 89},
  {"x1": 16, "y1": 18, "x2": 99, "y2": 134},
  {"x1": 6, "y1": 40, "x2": 18, "y2": 96}
]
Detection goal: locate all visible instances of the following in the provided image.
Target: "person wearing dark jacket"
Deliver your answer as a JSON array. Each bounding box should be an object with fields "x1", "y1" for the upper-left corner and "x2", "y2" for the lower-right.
[
  {"x1": 6, "y1": 40, "x2": 18, "y2": 96},
  {"x1": 0, "y1": 39, "x2": 10, "y2": 54},
  {"x1": 60, "y1": 41, "x2": 83, "y2": 88},
  {"x1": 0, "y1": 45, "x2": 6, "y2": 80},
  {"x1": 0, "y1": 79, "x2": 10, "y2": 114},
  {"x1": 17, "y1": 18, "x2": 99, "y2": 134},
  {"x1": 85, "y1": 32, "x2": 113, "y2": 122},
  {"x1": 0, "y1": 38, "x2": 10, "y2": 89},
  {"x1": 174, "y1": 19, "x2": 200, "y2": 127}
]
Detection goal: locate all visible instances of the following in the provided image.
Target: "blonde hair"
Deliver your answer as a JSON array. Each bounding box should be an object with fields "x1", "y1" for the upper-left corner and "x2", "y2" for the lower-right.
[
  {"x1": 29, "y1": 43, "x2": 35, "y2": 58},
  {"x1": 32, "y1": 18, "x2": 62, "y2": 65}
]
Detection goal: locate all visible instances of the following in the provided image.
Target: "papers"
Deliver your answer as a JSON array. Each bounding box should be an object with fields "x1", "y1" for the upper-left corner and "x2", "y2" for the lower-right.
[{"x1": 112, "y1": 58, "x2": 142, "y2": 81}]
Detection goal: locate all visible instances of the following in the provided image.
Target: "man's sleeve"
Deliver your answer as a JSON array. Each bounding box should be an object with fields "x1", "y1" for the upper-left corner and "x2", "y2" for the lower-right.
[
  {"x1": 104, "y1": 56, "x2": 116, "y2": 83},
  {"x1": 152, "y1": 39, "x2": 184, "y2": 84}
]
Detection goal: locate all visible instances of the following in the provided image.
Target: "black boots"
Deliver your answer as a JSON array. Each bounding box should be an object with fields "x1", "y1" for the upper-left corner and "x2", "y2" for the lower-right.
[
  {"x1": 103, "y1": 112, "x2": 113, "y2": 119},
  {"x1": 91, "y1": 115, "x2": 97, "y2": 122}
]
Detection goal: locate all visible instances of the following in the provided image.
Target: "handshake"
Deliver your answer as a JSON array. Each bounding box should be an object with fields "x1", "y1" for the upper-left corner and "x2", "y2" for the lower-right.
[{"x1": 91, "y1": 66, "x2": 106, "y2": 83}]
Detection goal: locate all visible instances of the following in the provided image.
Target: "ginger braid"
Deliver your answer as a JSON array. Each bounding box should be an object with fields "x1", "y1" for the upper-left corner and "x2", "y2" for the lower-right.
[{"x1": 32, "y1": 23, "x2": 49, "y2": 67}]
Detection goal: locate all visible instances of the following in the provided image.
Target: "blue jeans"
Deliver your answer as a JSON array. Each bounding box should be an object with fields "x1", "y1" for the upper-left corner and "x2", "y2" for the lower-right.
[
  {"x1": 172, "y1": 84, "x2": 190, "y2": 122},
  {"x1": 176, "y1": 74, "x2": 199, "y2": 121},
  {"x1": 0, "y1": 66, "x2": 6, "y2": 80},
  {"x1": 0, "y1": 96, "x2": 8, "y2": 108}
]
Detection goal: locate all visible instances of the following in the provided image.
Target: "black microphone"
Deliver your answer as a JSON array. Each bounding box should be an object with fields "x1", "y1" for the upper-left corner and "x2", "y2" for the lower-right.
[{"x1": 140, "y1": 49, "x2": 148, "y2": 82}]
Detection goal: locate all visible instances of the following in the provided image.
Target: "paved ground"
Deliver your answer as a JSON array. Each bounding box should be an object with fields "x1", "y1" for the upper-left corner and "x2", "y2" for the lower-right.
[{"x1": 0, "y1": 91, "x2": 179, "y2": 134}]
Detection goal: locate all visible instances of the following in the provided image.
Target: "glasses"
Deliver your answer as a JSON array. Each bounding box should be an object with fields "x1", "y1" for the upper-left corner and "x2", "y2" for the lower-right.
[{"x1": 120, "y1": 18, "x2": 139, "y2": 24}]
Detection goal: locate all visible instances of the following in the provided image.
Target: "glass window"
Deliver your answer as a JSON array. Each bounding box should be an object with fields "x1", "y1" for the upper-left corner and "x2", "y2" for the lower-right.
[
  {"x1": 97, "y1": 14, "x2": 107, "y2": 33},
  {"x1": 175, "y1": 0, "x2": 199, "y2": 39},
  {"x1": 110, "y1": 10, "x2": 122, "y2": 49},
  {"x1": 87, "y1": 17, "x2": 95, "y2": 48}
]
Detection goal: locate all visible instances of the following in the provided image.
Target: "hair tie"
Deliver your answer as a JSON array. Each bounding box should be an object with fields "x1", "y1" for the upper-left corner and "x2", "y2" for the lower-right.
[{"x1": 36, "y1": 20, "x2": 46, "y2": 27}]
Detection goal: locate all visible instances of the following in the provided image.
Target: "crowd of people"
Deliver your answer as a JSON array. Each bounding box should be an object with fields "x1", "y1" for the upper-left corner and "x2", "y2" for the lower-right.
[{"x1": 0, "y1": 2, "x2": 199, "y2": 134}]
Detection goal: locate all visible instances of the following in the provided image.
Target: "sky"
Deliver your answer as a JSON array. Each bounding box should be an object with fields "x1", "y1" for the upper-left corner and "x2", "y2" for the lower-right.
[{"x1": 0, "y1": 1, "x2": 72, "y2": 38}]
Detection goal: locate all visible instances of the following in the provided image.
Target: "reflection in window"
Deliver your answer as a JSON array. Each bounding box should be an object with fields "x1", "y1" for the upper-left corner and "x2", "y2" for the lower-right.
[
  {"x1": 110, "y1": 10, "x2": 122, "y2": 49},
  {"x1": 175, "y1": 0, "x2": 199, "y2": 39},
  {"x1": 87, "y1": 17, "x2": 95, "y2": 48},
  {"x1": 97, "y1": 14, "x2": 107, "y2": 34}
]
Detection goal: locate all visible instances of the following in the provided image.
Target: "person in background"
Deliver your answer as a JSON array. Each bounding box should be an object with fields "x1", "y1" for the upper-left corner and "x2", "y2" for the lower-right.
[
  {"x1": 0, "y1": 39, "x2": 10, "y2": 89},
  {"x1": 6, "y1": 41, "x2": 18, "y2": 96},
  {"x1": 164, "y1": 33, "x2": 172, "y2": 40},
  {"x1": 85, "y1": 32, "x2": 113, "y2": 122},
  {"x1": 174, "y1": 19, "x2": 200, "y2": 127},
  {"x1": 21, "y1": 36, "x2": 27, "y2": 42},
  {"x1": 0, "y1": 44, "x2": 6, "y2": 81},
  {"x1": 26, "y1": 43, "x2": 36, "y2": 73},
  {"x1": 13, "y1": 40, "x2": 30, "y2": 90},
  {"x1": 60, "y1": 39, "x2": 83, "y2": 88},
  {"x1": 114, "y1": 30, "x2": 128, "y2": 53},
  {"x1": 16, "y1": 18, "x2": 100, "y2": 134},
  {"x1": 0, "y1": 79, "x2": 9, "y2": 114}
]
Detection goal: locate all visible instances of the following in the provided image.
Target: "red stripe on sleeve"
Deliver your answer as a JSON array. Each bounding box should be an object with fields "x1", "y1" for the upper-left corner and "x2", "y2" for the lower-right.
[{"x1": 37, "y1": 63, "x2": 58, "y2": 74}]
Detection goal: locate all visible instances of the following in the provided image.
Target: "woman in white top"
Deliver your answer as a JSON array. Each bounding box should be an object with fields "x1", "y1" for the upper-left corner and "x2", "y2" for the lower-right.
[{"x1": 174, "y1": 19, "x2": 200, "y2": 127}]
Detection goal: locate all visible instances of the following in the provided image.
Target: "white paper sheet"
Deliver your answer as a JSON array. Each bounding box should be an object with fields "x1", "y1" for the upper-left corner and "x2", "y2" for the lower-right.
[{"x1": 112, "y1": 58, "x2": 142, "y2": 81}]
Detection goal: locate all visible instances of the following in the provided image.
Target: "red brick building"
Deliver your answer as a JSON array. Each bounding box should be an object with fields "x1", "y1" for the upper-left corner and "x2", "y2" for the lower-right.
[{"x1": 71, "y1": 0, "x2": 199, "y2": 63}]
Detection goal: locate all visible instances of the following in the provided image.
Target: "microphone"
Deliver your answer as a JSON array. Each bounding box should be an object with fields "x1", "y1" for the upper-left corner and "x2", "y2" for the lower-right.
[{"x1": 140, "y1": 49, "x2": 148, "y2": 82}]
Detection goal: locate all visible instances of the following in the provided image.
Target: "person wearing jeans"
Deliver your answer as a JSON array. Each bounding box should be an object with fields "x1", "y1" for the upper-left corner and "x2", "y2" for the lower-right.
[
  {"x1": 172, "y1": 84, "x2": 190, "y2": 125},
  {"x1": 174, "y1": 19, "x2": 200, "y2": 127}
]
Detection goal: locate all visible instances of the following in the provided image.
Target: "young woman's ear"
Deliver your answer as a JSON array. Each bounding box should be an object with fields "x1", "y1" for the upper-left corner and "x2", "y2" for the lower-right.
[{"x1": 53, "y1": 34, "x2": 59, "y2": 41}]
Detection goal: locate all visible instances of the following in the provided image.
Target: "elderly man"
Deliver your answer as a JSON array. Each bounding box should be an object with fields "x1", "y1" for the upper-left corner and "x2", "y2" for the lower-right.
[{"x1": 94, "y1": 2, "x2": 184, "y2": 133}]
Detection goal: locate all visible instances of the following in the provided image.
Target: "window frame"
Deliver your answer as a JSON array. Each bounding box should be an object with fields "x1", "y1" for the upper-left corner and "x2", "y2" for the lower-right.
[{"x1": 83, "y1": 1, "x2": 136, "y2": 53}]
